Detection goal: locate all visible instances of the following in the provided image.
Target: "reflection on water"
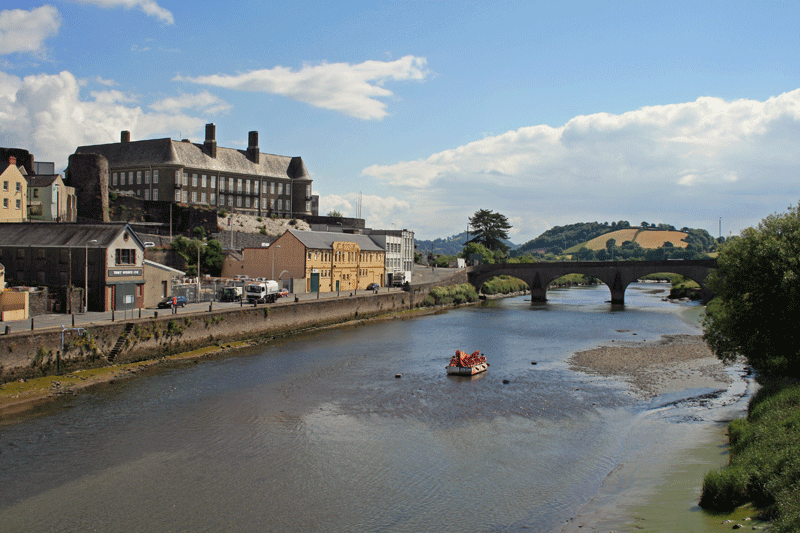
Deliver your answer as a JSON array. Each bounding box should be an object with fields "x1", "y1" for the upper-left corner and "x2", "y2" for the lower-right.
[{"x1": 0, "y1": 284, "x2": 742, "y2": 532}]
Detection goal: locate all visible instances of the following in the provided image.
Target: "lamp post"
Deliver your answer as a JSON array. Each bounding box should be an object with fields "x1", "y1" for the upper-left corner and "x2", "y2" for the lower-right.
[
  {"x1": 196, "y1": 242, "x2": 207, "y2": 303},
  {"x1": 84, "y1": 239, "x2": 98, "y2": 313},
  {"x1": 271, "y1": 244, "x2": 281, "y2": 280}
]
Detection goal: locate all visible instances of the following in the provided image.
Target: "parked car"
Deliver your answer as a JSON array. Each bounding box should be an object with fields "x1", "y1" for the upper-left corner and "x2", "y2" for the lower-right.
[
  {"x1": 278, "y1": 288, "x2": 289, "y2": 298},
  {"x1": 367, "y1": 283, "x2": 380, "y2": 291},
  {"x1": 157, "y1": 295, "x2": 187, "y2": 308}
]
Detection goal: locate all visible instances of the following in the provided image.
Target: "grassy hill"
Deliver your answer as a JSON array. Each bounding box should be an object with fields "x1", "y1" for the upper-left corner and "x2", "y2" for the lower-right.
[{"x1": 571, "y1": 228, "x2": 690, "y2": 252}]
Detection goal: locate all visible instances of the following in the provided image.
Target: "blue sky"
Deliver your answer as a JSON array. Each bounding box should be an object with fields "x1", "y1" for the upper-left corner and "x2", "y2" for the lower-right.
[{"x1": 2, "y1": 1, "x2": 799, "y2": 242}]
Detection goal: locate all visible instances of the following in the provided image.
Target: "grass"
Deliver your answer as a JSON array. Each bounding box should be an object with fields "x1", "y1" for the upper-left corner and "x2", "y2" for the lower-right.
[{"x1": 699, "y1": 380, "x2": 800, "y2": 532}]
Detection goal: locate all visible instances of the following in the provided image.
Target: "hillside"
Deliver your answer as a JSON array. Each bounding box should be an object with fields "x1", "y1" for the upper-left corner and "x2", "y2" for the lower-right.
[
  {"x1": 417, "y1": 232, "x2": 518, "y2": 256},
  {"x1": 579, "y1": 228, "x2": 689, "y2": 251}
]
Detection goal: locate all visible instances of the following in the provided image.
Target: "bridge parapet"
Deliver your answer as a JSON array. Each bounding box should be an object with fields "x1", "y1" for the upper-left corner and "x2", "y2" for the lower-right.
[{"x1": 467, "y1": 259, "x2": 717, "y2": 304}]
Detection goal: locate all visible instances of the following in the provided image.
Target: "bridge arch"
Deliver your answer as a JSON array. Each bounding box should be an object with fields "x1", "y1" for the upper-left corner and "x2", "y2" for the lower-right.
[{"x1": 467, "y1": 259, "x2": 716, "y2": 305}]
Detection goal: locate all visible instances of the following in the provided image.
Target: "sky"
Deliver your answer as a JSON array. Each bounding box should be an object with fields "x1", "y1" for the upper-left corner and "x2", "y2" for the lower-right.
[{"x1": 1, "y1": 1, "x2": 799, "y2": 243}]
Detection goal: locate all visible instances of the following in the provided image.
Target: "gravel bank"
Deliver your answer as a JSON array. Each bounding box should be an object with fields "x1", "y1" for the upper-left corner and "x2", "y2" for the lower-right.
[{"x1": 569, "y1": 334, "x2": 732, "y2": 397}]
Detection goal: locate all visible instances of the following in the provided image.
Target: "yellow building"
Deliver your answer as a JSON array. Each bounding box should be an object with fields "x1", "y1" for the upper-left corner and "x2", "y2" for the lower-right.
[
  {"x1": 225, "y1": 229, "x2": 386, "y2": 293},
  {"x1": 0, "y1": 156, "x2": 28, "y2": 222}
]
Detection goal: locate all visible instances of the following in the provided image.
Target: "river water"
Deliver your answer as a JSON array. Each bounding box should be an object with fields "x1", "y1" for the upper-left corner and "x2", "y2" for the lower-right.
[{"x1": 0, "y1": 284, "x2": 748, "y2": 532}]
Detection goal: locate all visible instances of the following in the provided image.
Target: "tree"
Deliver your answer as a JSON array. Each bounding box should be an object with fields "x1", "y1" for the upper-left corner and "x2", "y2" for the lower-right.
[
  {"x1": 467, "y1": 209, "x2": 512, "y2": 253},
  {"x1": 327, "y1": 210, "x2": 342, "y2": 218},
  {"x1": 703, "y1": 204, "x2": 800, "y2": 379},
  {"x1": 461, "y1": 241, "x2": 496, "y2": 264}
]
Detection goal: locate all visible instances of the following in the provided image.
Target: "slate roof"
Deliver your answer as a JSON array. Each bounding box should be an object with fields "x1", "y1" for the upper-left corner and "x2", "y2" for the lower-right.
[
  {"x1": 75, "y1": 138, "x2": 311, "y2": 180},
  {"x1": 0, "y1": 223, "x2": 144, "y2": 249},
  {"x1": 287, "y1": 229, "x2": 384, "y2": 252},
  {"x1": 26, "y1": 175, "x2": 59, "y2": 188}
]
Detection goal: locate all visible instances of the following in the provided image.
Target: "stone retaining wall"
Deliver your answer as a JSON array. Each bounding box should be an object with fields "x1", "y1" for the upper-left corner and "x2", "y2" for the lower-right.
[{"x1": 0, "y1": 287, "x2": 430, "y2": 381}]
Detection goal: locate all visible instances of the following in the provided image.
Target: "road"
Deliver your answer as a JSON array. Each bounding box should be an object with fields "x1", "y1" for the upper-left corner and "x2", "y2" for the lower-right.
[{"x1": 0, "y1": 265, "x2": 462, "y2": 334}]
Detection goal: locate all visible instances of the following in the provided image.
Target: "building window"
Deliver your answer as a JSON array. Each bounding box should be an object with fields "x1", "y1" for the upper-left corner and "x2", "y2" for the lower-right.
[
  {"x1": 153, "y1": 170, "x2": 159, "y2": 183},
  {"x1": 220, "y1": 176, "x2": 226, "y2": 192},
  {"x1": 306, "y1": 201, "x2": 311, "y2": 212},
  {"x1": 237, "y1": 196, "x2": 242, "y2": 207},
  {"x1": 219, "y1": 194, "x2": 225, "y2": 205},
  {"x1": 201, "y1": 175, "x2": 207, "y2": 188},
  {"x1": 245, "y1": 180, "x2": 251, "y2": 194},
  {"x1": 201, "y1": 192, "x2": 207, "y2": 204},
  {"x1": 262, "y1": 181, "x2": 268, "y2": 194},
  {"x1": 144, "y1": 189, "x2": 150, "y2": 200},
  {"x1": 182, "y1": 191, "x2": 188, "y2": 203},
  {"x1": 270, "y1": 198, "x2": 275, "y2": 210},
  {"x1": 210, "y1": 193, "x2": 216, "y2": 205},
  {"x1": 191, "y1": 191, "x2": 197, "y2": 203},
  {"x1": 277, "y1": 199, "x2": 282, "y2": 210},
  {"x1": 182, "y1": 173, "x2": 188, "y2": 186},
  {"x1": 137, "y1": 171, "x2": 142, "y2": 184},
  {"x1": 278, "y1": 183, "x2": 283, "y2": 195},
  {"x1": 33, "y1": 189, "x2": 39, "y2": 198},
  {"x1": 15, "y1": 199, "x2": 20, "y2": 209},
  {"x1": 175, "y1": 190, "x2": 181, "y2": 202},
  {"x1": 262, "y1": 198, "x2": 267, "y2": 210},
  {"x1": 192, "y1": 174, "x2": 198, "y2": 187},
  {"x1": 175, "y1": 170, "x2": 181, "y2": 182},
  {"x1": 270, "y1": 182, "x2": 275, "y2": 194},
  {"x1": 306, "y1": 184, "x2": 311, "y2": 198},
  {"x1": 228, "y1": 196, "x2": 233, "y2": 207},
  {"x1": 145, "y1": 170, "x2": 150, "y2": 184},
  {"x1": 210, "y1": 175, "x2": 216, "y2": 189},
  {"x1": 116, "y1": 248, "x2": 136, "y2": 265},
  {"x1": 120, "y1": 173, "x2": 125, "y2": 186},
  {"x1": 153, "y1": 189, "x2": 158, "y2": 201},
  {"x1": 237, "y1": 179, "x2": 243, "y2": 193},
  {"x1": 2, "y1": 199, "x2": 7, "y2": 209},
  {"x1": 245, "y1": 197, "x2": 250, "y2": 208},
  {"x1": 112, "y1": 173, "x2": 117, "y2": 186}
]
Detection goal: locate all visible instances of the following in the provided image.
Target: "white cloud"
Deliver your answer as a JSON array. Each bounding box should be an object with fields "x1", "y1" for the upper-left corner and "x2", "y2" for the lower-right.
[
  {"x1": 320, "y1": 193, "x2": 411, "y2": 229},
  {"x1": 0, "y1": 70, "x2": 206, "y2": 170},
  {"x1": 175, "y1": 55, "x2": 429, "y2": 120},
  {"x1": 0, "y1": 6, "x2": 61, "y2": 56},
  {"x1": 363, "y1": 90, "x2": 800, "y2": 241},
  {"x1": 150, "y1": 91, "x2": 232, "y2": 115},
  {"x1": 76, "y1": 0, "x2": 174, "y2": 25}
]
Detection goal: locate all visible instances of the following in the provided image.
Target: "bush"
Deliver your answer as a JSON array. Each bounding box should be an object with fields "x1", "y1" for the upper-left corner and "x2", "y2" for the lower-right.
[
  {"x1": 422, "y1": 284, "x2": 479, "y2": 307},
  {"x1": 481, "y1": 275, "x2": 528, "y2": 295}
]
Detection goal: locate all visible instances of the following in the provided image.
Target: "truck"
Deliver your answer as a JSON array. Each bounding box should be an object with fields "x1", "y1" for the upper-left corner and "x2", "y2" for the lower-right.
[
  {"x1": 221, "y1": 286, "x2": 243, "y2": 302},
  {"x1": 391, "y1": 271, "x2": 412, "y2": 287},
  {"x1": 246, "y1": 280, "x2": 280, "y2": 303}
]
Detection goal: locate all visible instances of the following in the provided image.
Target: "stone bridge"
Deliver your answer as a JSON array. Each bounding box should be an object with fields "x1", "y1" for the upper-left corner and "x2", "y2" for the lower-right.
[{"x1": 467, "y1": 259, "x2": 717, "y2": 304}]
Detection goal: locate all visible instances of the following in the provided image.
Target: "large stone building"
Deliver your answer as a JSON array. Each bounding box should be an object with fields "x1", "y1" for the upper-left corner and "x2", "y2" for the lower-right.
[{"x1": 69, "y1": 124, "x2": 317, "y2": 221}]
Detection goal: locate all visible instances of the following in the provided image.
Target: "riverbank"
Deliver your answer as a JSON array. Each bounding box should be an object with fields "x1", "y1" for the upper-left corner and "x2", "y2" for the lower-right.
[{"x1": 564, "y1": 332, "x2": 760, "y2": 532}]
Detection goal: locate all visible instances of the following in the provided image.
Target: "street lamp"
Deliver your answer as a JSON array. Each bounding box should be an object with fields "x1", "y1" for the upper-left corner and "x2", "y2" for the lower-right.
[
  {"x1": 196, "y1": 242, "x2": 207, "y2": 303},
  {"x1": 271, "y1": 244, "x2": 281, "y2": 280},
  {"x1": 84, "y1": 239, "x2": 98, "y2": 313}
]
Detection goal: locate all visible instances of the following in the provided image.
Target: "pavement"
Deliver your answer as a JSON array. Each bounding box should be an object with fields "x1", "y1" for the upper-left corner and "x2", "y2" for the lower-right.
[{"x1": 0, "y1": 265, "x2": 463, "y2": 335}]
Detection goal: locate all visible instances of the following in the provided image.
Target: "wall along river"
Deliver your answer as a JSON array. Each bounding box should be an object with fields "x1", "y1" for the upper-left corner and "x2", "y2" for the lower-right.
[{"x1": 0, "y1": 283, "x2": 750, "y2": 532}]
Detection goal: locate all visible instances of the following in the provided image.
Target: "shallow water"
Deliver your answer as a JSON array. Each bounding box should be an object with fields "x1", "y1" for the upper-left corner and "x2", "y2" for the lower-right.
[{"x1": 0, "y1": 284, "x2": 747, "y2": 532}]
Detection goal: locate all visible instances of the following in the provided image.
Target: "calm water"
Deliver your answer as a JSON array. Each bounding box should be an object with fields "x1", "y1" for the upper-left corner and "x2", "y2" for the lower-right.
[{"x1": 0, "y1": 284, "x2": 746, "y2": 532}]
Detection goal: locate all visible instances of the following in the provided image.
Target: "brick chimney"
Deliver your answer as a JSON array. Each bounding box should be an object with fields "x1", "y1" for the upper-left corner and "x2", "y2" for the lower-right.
[
  {"x1": 121, "y1": 131, "x2": 131, "y2": 143},
  {"x1": 8, "y1": 155, "x2": 16, "y2": 166},
  {"x1": 204, "y1": 123, "x2": 217, "y2": 158},
  {"x1": 247, "y1": 131, "x2": 260, "y2": 163}
]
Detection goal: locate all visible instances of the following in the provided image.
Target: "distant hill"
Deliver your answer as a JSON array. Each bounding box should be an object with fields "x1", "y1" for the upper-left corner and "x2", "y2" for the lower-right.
[
  {"x1": 417, "y1": 231, "x2": 519, "y2": 256},
  {"x1": 513, "y1": 221, "x2": 717, "y2": 256}
]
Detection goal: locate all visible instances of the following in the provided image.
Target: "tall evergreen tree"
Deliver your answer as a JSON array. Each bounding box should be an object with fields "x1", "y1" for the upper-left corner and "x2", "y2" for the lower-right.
[{"x1": 467, "y1": 209, "x2": 512, "y2": 253}]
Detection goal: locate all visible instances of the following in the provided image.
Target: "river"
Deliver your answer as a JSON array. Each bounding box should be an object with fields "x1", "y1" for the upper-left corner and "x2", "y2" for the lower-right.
[{"x1": 0, "y1": 283, "x2": 749, "y2": 532}]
